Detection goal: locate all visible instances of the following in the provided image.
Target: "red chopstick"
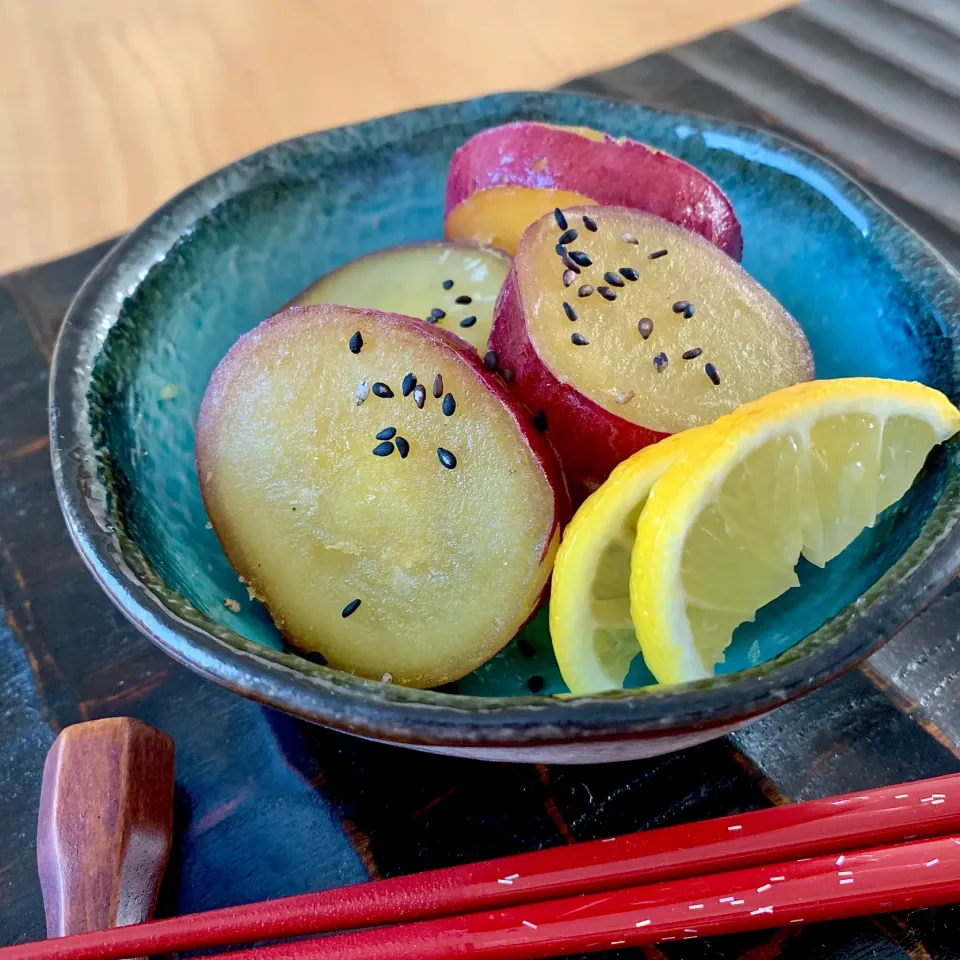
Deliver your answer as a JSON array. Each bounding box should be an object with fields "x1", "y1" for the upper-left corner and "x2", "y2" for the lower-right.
[
  {"x1": 6, "y1": 774, "x2": 960, "y2": 960},
  {"x1": 220, "y1": 834, "x2": 960, "y2": 960}
]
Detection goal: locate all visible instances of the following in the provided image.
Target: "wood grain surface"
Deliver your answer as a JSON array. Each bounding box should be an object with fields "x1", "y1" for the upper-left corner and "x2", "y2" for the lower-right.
[
  {"x1": 5, "y1": 2, "x2": 960, "y2": 957},
  {"x1": 36, "y1": 718, "x2": 174, "y2": 937},
  {"x1": 0, "y1": 0, "x2": 794, "y2": 274}
]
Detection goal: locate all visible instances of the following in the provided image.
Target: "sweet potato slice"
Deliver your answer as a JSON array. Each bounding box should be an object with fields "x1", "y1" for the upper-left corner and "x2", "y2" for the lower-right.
[
  {"x1": 445, "y1": 122, "x2": 742, "y2": 258},
  {"x1": 197, "y1": 305, "x2": 566, "y2": 688},
  {"x1": 292, "y1": 242, "x2": 510, "y2": 353},
  {"x1": 490, "y1": 207, "x2": 813, "y2": 496}
]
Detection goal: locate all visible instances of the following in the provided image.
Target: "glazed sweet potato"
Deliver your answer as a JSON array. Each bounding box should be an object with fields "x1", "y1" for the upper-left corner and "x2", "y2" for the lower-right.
[
  {"x1": 445, "y1": 122, "x2": 742, "y2": 259},
  {"x1": 197, "y1": 305, "x2": 567, "y2": 687},
  {"x1": 489, "y1": 207, "x2": 813, "y2": 498},
  {"x1": 292, "y1": 242, "x2": 510, "y2": 354}
]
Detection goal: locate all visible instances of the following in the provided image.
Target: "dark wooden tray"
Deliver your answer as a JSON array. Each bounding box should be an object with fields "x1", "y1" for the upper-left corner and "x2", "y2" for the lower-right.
[{"x1": 3, "y1": 1, "x2": 960, "y2": 955}]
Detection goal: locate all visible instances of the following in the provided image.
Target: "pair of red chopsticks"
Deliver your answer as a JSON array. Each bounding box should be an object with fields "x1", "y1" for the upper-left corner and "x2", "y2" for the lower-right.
[{"x1": 8, "y1": 772, "x2": 960, "y2": 960}]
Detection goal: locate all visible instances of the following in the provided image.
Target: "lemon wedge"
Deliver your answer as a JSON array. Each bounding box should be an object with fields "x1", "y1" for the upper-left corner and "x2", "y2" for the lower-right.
[
  {"x1": 550, "y1": 427, "x2": 717, "y2": 694},
  {"x1": 630, "y1": 378, "x2": 960, "y2": 685}
]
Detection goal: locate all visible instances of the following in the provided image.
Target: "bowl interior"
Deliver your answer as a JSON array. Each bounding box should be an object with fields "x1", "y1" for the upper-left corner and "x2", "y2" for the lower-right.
[{"x1": 89, "y1": 94, "x2": 957, "y2": 699}]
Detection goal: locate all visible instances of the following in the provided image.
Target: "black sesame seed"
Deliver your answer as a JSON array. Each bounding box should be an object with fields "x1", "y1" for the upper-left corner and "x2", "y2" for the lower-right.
[
  {"x1": 562, "y1": 269, "x2": 576, "y2": 287},
  {"x1": 517, "y1": 637, "x2": 537, "y2": 658},
  {"x1": 348, "y1": 331, "x2": 363, "y2": 354},
  {"x1": 619, "y1": 266, "x2": 639, "y2": 281},
  {"x1": 433, "y1": 374, "x2": 443, "y2": 398},
  {"x1": 705, "y1": 362, "x2": 721, "y2": 385},
  {"x1": 372, "y1": 440, "x2": 395, "y2": 456},
  {"x1": 527, "y1": 675, "x2": 545, "y2": 693},
  {"x1": 459, "y1": 315, "x2": 477, "y2": 328},
  {"x1": 501, "y1": 368, "x2": 515, "y2": 382},
  {"x1": 372, "y1": 382, "x2": 394, "y2": 398},
  {"x1": 682, "y1": 347, "x2": 703, "y2": 360},
  {"x1": 558, "y1": 228, "x2": 579, "y2": 245},
  {"x1": 442, "y1": 279, "x2": 454, "y2": 290},
  {"x1": 563, "y1": 301, "x2": 578, "y2": 322},
  {"x1": 571, "y1": 332, "x2": 589, "y2": 346},
  {"x1": 395, "y1": 436, "x2": 410, "y2": 458},
  {"x1": 578, "y1": 284, "x2": 594, "y2": 298},
  {"x1": 437, "y1": 447, "x2": 457, "y2": 469},
  {"x1": 638, "y1": 318, "x2": 654, "y2": 339},
  {"x1": 554, "y1": 208, "x2": 568, "y2": 230},
  {"x1": 597, "y1": 286, "x2": 618, "y2": 301},
  {"x1": 342, "y1": 599, "x2": 361, "y2": 618},
  {"x1": 603, "y1": 271, "x2": 625, "y2": 288},
  {"x1": 568, "y1": 251, "x2": 592, "y2": 267},
  {"x1": 413, "y1": 384, "x2": 426, "y2": 409},
  {"x1": 484, "y1": 350, "x2": 499, "y2": 371},
  {"x1": 401, "y1": 372, "x2": 417, "y2": 396},
  {"x1": 582, "y1": 214, "x2": 598, "y2": 232},
  {"x1": 561, "y1": 256, "x2": 581, "y2": 274},
  {"x1": 672, "y1": 300, "x2": 690, "y2": 314},
  {"x1": 555, "y1": 243, "x2": 568, "y2": 258},
  {"x1": 376, "y1": 426, "x2": 397, "y2": 440},
  {"x1": 426, "y1": 315, "x2": 439, "y2": 325},
  {"x1": 431, "y1": 307, "x2": 446, "y2": 319},
  {"x1": 648, "y1": 248, "x2": 668, "y2": 259},
  {"x1": 683, "y1": 303, "x2": 696, "y2": 319},
  {"x1": 455, "y1": 295, "x2": 472, "y2": 305},
  {"x1": 532, "y1": 409, "x2": 548, "y2": 432},
  {"x1": 300, "y1": 649, "x2": 328, "y2": 669},
  {"x1": 654, "y1": 352, "x2": 669, "y2": 372},
  {"x1": 442, "y1": 392, "x2": 456, "y2": 416}
]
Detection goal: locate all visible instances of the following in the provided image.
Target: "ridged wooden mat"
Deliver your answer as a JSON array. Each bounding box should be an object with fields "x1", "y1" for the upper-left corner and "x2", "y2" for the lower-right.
[{"x1": 3, "y1": 1, "x2": 960, "y2": 956}]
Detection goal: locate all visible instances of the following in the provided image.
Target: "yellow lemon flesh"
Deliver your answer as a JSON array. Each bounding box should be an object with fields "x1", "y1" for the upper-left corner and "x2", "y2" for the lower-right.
[
  {"x1": 550, "y1": 428, "x2": 718, "y2": 694},
  {"x1": 631, "y1": 378, "x2": 960, "y2": 686}
]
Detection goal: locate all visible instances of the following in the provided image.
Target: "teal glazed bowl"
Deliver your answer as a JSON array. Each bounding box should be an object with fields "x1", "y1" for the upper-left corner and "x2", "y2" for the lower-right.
[{"x1": 51, "y1": 91, "x2": 960, "y2": 763}]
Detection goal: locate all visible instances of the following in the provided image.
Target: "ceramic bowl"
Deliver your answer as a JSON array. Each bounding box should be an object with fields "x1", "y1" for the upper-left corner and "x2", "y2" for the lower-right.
[{"x1": 51, "y1": 91, "x2": 960, "y2": 763}]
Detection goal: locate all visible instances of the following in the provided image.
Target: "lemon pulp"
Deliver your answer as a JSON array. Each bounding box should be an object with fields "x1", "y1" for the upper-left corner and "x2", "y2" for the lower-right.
[
  {"x1": 550, "y1": 428, "x2": 715, "y2": 693},
  {"x1": 631, "y1": 379, "x2": 960, "y2": 685}
]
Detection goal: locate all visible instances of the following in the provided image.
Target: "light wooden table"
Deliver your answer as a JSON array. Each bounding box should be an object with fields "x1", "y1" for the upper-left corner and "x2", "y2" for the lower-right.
[{"x1": 0, "y1": 0, "x2": 791, "y2": 273}]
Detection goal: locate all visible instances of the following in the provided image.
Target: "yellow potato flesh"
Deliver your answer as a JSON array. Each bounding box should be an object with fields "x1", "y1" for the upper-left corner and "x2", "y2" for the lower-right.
[
  {"x1": 198, "y1": 308, "x2": 558, "y2": 688},
  {"x1": 519, "y1": 207, "x2": 814, "y2": 435},
  {"x1": 445, "y1": 186, "x2": 596, "y2": 256},
  {"x1": 539, "y1": 123, "x2": 609, "y2": 143},
  {"x1": 293, "y1": 243, "x2": 509, "y2": 354}
]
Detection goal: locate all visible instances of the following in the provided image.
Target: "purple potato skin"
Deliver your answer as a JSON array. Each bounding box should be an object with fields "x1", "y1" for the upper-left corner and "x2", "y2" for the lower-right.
[{"x1": 444, "y1": 122, "x2": 743, "y2": 260}]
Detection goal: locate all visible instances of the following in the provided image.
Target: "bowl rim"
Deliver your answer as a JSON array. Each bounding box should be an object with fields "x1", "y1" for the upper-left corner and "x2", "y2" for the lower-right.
[{"x1": 50, "y1": 90, "x2": 960, "y2": 749}]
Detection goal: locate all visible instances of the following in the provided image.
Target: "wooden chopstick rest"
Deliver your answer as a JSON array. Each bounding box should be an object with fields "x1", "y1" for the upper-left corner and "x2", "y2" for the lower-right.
[{"x1": 36, "y1": 717, "x2": 175, "y2": 938}]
